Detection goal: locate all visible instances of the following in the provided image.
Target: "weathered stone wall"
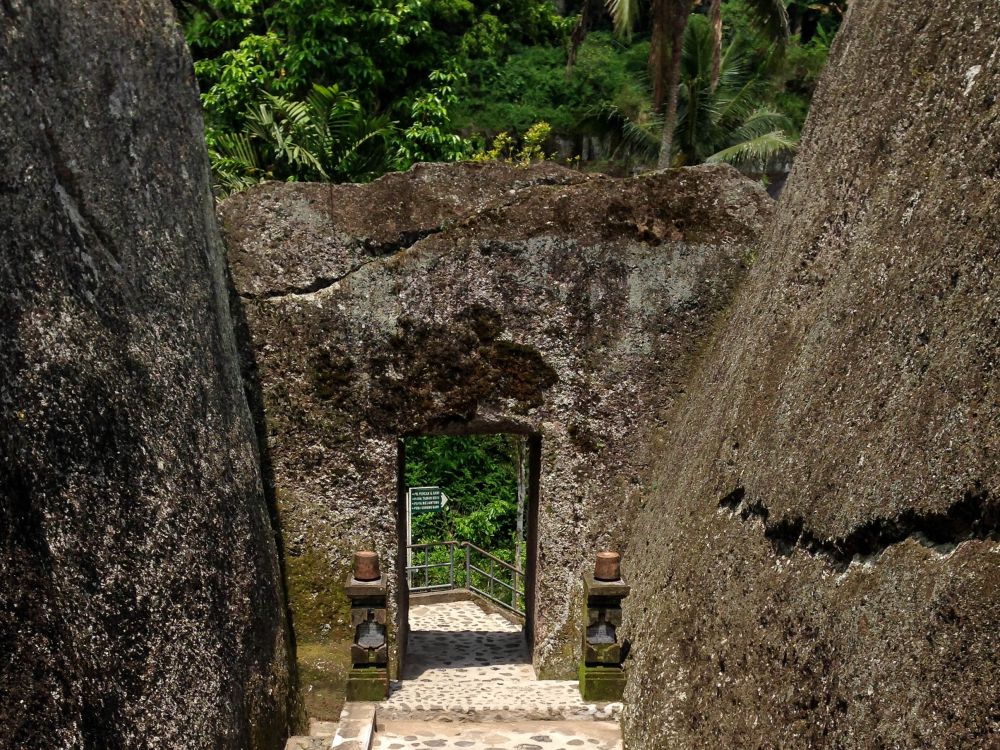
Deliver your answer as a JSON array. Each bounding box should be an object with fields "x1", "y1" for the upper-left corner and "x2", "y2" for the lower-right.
[
  {"x1": 0, "y1": 1, "x2": 294, "y2": 747},
  {"x1": 622, "y1": 1, "x2": 999, "y2": 747},
  {"x1": 220, "y1": 162, "x2": 772, "y2": 677}
]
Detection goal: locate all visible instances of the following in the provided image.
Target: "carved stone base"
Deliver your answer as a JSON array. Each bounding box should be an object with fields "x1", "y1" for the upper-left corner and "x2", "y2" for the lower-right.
[
  {"x1": 346, "y1": 667, "x2": 389, "y2": 702},
  {"x1": 578, "y1": 664, "x2": 626, "y2": 702}
]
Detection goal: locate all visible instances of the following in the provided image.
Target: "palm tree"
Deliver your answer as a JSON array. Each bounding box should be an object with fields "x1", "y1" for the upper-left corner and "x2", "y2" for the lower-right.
[
  {"x1": 675, "y1": 15, "x2": 796, "y2": 166},
  {"x1": 208, "y1": 84, "x2": 396, "y2": 195},
  {"x1": 586, "y1": 15, "x2": 797, "y2": 170},
  {"x1": 593, "y1": 0, "x2": 789, "y2": 167},
  {"x1": 707, "y1": 0, "x2": 788, "y2": 90}
]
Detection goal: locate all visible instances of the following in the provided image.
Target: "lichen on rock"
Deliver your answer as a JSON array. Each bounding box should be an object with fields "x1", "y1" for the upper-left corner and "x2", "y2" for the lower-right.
[
  {"x1": 0, "y1": 1, "x2": 295, "y2": 746},
  {"x1": 621, "y1": 2, "x2": 1000, "y2": 747}
]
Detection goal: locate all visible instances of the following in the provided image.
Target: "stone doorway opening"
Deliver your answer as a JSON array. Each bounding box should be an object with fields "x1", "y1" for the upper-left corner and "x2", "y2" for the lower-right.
[{"x1": 394, "y1": 431, "x2": 541, "y2": 678}]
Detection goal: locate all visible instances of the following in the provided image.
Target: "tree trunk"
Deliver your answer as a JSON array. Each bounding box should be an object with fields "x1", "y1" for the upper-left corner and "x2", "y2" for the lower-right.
[
  {"x1": 649, "y1": 0, "x2": 667, "y2": 110},
  {"x1": 709, "y1": 0, "x2": 722, "y2": 90},
  {"x1": 566, "y1": 0, "x2": 594, "y2": 76},
  {"x1": 657, "y1": 1, "x2": 690, "y2": 168}
]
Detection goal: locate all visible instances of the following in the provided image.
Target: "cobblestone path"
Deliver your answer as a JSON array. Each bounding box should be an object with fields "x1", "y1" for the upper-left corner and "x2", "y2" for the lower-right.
[
  {"x1": 373, "y1": 719, "x2": 621, "y2": 750},
  {"x1": 374, "y1": 600, "x2": 622, "y2": 749}
]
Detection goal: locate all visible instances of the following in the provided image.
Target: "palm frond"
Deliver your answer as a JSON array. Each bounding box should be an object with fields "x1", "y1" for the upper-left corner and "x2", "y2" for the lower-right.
[
  {"x1": 743, "y1": 0, "x2": 790, "y2": 45},
  {"x1": 605, "y1": 0, "x2": 640, "y2": 38},
  {"x1": 706, "y1": 130, "x2": 797, "y2": 169},
  {"x1": 729, "y1": 107, "x2": 794, "y2": 141},
  {"x1": 582, "y1": 103, "x2": 660, "y2": 161}
]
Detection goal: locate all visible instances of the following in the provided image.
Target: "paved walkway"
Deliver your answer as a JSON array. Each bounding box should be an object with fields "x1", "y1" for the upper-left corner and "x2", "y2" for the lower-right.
[
  {"x1": 374, "y1": 600, "x2": 621, "y2": 749},
  {"x1": 374, "y1": 719, "x2": 621, "y2": 750}
]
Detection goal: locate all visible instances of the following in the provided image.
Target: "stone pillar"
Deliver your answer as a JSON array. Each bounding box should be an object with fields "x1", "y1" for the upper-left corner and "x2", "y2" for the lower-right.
[
  {"x1": 579, "y1": 552, "x2": 630, "y2": 701},
  {"x1": 345, "y1": 551, "x2": 390, "y2": 701}
]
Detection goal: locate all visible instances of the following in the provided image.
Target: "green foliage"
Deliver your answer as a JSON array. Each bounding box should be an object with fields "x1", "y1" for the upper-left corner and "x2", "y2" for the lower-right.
[
  {"x1": 180, "y1": 0, "x2": 563, "y2": 167},
  {"x1": 471, "y1": 121, "x2": 553, "y2": 163},
  {"x1": 181, "y1": 0, "x2": 839, "y2": 181},
  {"x1": 208, "y1": 84, "x2": 396, "y2": 194},
  {"x1": 395, "y1": 65, "x2": 473, "y2": 166},
  {"x1": 719, "y1": 0, "x2": 840, "y2": 131},
  {"x1": 405, "y1": 435, "x2": 519, "y2": 560},
  {"x1": 676, "y1": 15, "x2": 796, "y2": 167},
  {"x1": 456, "y1": 32, "x2": 650, "y2": 137},
  {"x1": 585, "y1": 15, "x2": 796, "y2": 169}
]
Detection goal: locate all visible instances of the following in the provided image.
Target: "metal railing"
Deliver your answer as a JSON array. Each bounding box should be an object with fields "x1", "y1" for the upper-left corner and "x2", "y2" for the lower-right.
[{"x1": 407, "y1": 541, "x2": 525, "y2": 617}]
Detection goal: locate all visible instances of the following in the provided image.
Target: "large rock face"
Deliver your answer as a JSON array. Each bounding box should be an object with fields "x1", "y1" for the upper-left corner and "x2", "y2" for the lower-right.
[
  {"x1": 622, "y1": 2, "x2": 999, "y2": 748},
  {"x1": 220, "y1": 162, "x2": 771, "y2": 677},
  {"x1": 0, "y1": 1, "x2": 294, "y2": 747}
]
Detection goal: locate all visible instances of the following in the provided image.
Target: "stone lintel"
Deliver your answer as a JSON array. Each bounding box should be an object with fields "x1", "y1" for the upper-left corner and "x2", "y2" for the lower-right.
[
  {"x1": 583, "y1": 572, "x2": 630, "y2": 599},
  {"x1": 345, "y1": 576, "x2": 387, "y2": 598}
]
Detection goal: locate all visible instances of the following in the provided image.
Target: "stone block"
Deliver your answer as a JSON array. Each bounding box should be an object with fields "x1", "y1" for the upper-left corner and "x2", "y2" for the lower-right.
[
  {"x1": 346, "y1": 668, "x2": 389, "y2": 702},
  {"x1": 579, "y1": 664, "x2": 626, "y2": 702},
  {"x1": 584, "y1": 641, "x2": 621, "y2": 665}
]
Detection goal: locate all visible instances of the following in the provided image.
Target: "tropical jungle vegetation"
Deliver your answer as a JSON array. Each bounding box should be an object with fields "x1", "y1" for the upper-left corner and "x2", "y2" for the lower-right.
[
  {"x1": 402, "y1": 434, "x2": 525, "y2": 608},
  {"x1": 404, "y1": 434, "x2": 522, "y2": 562},
  {"x1": 176, "y1": 0, "x2": 845, "y2": 192}
]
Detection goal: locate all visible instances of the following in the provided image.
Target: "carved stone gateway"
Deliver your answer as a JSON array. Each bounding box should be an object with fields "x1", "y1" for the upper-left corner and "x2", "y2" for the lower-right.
[{"x1": 221, "y1": 161, "x2": 772, "y2": 678}]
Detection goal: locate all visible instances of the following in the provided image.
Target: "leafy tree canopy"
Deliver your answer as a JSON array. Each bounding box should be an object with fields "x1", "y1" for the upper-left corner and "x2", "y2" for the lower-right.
[
  {"x1": 404, "y1": 435, "x2": 520, "y2": 561},
  {"x1": 178, "y1": 0, "x2": 565, "y2": 163},
  {"x1": 178, "y1": 0, "x2": 843, "y2": 187}
]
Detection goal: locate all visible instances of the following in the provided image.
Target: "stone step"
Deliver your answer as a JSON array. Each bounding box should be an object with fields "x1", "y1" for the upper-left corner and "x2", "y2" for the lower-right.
[
  {"x1": 372, "y1": 718, "x2": 622, "y2": 750},
  {"x1": 376, "y1": 701, "x2": 620, "y2": 723},
  {"x1": 285, "y1": 737, "x2": 329, "y2": 750},
  {"x1": 332, "y1": 702, "x2": 377, "y2": 749},
  {"x1": 284, "y1": 703, "x2": 377, "y2": 750}
]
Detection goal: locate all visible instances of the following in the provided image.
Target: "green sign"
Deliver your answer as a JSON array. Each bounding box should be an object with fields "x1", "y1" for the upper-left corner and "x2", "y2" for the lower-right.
[{"x1": 410, "y1": 486, "x2": 444, "y2": 514}]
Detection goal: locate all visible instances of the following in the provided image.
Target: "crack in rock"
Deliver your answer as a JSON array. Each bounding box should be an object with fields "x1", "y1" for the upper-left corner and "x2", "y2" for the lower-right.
[
  {"x1": 243, "y1": 227, "x2": 444, "y2": 301},
  {"x1": 40, "y1": 110, "x2": 122, "y2": 271},
  {"x1": 718, "y1": 484, "x2": 999, "y2": 571}
]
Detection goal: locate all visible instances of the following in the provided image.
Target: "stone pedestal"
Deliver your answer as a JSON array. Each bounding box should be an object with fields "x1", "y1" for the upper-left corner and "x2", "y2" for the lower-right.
[
  {"x1": 579, "y1": 570, "x2": 630, "y2": 701},
  {"x1": 345, "y1": 572, "x2": 389, "y2": 701}
]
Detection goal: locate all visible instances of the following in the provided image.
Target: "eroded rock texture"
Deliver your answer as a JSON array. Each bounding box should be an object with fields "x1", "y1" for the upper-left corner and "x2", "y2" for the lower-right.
[
  {"x1": 220, "y1": 162, "x2": 771, "y2": 677},
  {"x1": 0, "y1": 1, "x2": 293, "y2": 747},
  {"x1": 622, "y1": 2, "x2": 1000, "y2": 748}
]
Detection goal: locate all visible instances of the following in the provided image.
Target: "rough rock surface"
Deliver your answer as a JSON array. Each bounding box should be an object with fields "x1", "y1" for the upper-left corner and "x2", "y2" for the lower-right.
[
  {"x1": 0, "y1": 1, "x2": 294, "y2": 747},
  {"x1": 220, "y1": 161, "x2": 772, "y2": 677},
  {"x1": 622, "y1": 2, "x2": 1000, "y2": 748}
]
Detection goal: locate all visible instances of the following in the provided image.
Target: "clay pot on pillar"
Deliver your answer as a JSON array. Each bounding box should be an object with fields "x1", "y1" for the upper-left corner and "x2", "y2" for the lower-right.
[
  {"x1": 594, "y1": 551, "x2": 621, "y2": 581},
  {"x1": 353, "y1": 550, "x2": 381, "y2": 581},
  {"x1": 345, "y1": 551, "x2": 389, "y2": 701}
]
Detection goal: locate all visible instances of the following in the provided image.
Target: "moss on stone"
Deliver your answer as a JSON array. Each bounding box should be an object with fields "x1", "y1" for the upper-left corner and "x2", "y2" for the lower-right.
[
  {"x1": 285, "y1": 549, "x2": 352, "y2": 640},
  {"x1": 297, "y1": 637, "x2": 353, "y2": 722}
]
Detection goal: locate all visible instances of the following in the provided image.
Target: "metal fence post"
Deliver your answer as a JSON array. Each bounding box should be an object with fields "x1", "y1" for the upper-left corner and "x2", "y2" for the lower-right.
[
  {"x1": 449, "y1": 542, "x2": 455, "y2": 589},
  {"x1": 465, "y1": 543, "x2": 471, "y2": 590}
]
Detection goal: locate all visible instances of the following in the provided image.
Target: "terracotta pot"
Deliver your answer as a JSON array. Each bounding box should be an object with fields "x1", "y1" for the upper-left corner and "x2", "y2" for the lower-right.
[
  {"x1": 353, "y1": 551, "x2": 380, "y2": 581},
  {"x1": 594, "y1": 551, "x2": 621, "y2": 581}
]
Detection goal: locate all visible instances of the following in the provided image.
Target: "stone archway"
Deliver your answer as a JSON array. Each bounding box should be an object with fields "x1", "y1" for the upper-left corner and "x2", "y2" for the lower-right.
[
  {"x1": 221, "y1": 161, "x2": 770, "y2": 679},
  {"x1": 393, "y1": 428, "x2": 543, "y2": 676}
]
